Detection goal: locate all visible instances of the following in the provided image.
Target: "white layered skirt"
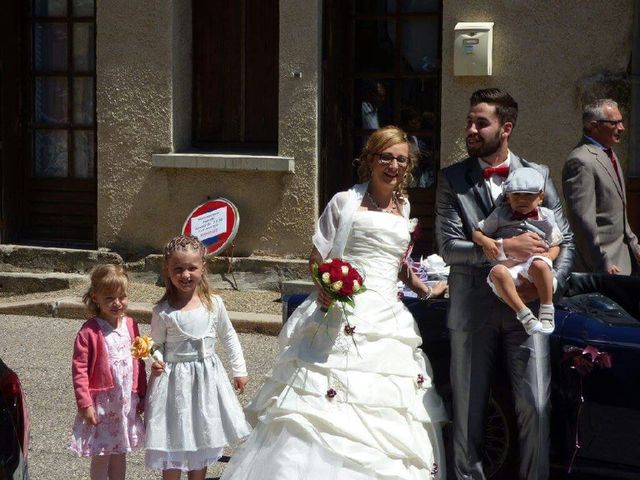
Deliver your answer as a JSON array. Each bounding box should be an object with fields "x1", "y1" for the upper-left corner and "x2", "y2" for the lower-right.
[
  {"x1": 221, "y1": 285, "x2": 447, "y2": 480},
  {"x1": 145, "y1": 348, "x2": 251, "y2": 472}
]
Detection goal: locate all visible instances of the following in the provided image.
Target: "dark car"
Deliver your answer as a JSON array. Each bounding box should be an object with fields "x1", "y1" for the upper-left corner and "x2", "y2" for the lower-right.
[
  {"x1": 0, "y1": 358, "x2": 30, "y2": 480},
  {"x1": 282, "y1": 273, "x2": 640, "y2": 479}
]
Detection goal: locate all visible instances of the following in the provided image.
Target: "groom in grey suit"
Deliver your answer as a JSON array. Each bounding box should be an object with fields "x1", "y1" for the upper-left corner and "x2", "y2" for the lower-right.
[
  {"x1": 435, "y1": 89, "x2": 575, "y2": 479},
  {"x1": 562, "y1": 98, "x2": 640, "y2": 275}
]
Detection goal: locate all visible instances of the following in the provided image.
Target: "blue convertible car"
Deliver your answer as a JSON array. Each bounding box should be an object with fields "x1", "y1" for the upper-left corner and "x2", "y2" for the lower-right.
[{"x1": 282, "y1": 273, "x2": 640, "y2": 479}]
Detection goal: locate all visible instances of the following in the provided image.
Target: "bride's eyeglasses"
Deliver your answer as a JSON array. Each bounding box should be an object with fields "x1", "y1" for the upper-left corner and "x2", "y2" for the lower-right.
[{"x1": 375, "y1": 152, "x2": 410, "y2": 166}]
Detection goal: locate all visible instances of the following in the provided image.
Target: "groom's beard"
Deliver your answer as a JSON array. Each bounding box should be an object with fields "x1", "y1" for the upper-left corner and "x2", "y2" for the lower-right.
[{"x1": 466, "y1": 129, "x2": 502, "y2": 158}]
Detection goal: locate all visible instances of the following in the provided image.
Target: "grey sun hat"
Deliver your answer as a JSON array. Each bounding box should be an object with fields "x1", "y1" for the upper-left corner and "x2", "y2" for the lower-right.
[{"x1": 502, "y1": 167, "x2": 544, "y2": 194}]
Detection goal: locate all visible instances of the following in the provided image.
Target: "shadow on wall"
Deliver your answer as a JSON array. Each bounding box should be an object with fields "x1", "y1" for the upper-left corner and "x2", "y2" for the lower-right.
[
  {"x1": 577, "y1": 70, "x2": 631, "y2": 108},
  {"x1": 109, "y1": 168, "x2": 288, "y2": 257}
]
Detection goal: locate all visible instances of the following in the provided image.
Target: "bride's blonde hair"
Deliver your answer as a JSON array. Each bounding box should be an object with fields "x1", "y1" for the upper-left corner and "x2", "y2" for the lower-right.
[{"x1": 356, "y1": 125, "x2": 416, "y2": 201}]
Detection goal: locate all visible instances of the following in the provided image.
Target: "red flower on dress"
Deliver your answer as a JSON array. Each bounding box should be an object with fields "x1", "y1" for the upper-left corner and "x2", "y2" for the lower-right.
[
  {"x1": 411, "y1": 221, "x2": 423, "y2": 243},
  {"x1": 344, "y1": 325, "x2": 356, "y2": 336},
  {"x1": 402, "y1": 218, "x2": 422, "y2": 264},
  {"x1": 326, "y1": 388, "x2": 337, "y2": 399}
]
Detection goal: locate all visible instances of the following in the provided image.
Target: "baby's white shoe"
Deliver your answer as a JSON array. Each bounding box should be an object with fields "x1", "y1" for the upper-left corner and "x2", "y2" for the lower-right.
[
  {"x1": 538, "y1": 304, "x2": 555, "y2": 335},
  {"x1": 517, "y1": 308, "x2": 542, "y2": 335}
]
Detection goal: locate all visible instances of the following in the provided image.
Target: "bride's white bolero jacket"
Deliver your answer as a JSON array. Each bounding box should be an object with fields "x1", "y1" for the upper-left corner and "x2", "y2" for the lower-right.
[{"x1": 312, "y1": 182, "x2": 411, "y2": 260}]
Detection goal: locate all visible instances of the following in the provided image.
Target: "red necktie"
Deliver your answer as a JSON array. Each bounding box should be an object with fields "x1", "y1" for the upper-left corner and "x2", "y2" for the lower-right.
[
  {"x1": 482, "y1": 165, "x2": 510, "y2": 179},
  {"x1": 603, "y1": 148, "x2": 622, "y2": 185},
  {"x1": 512, "y1": 210, "x2": 539, "y2": 221}
]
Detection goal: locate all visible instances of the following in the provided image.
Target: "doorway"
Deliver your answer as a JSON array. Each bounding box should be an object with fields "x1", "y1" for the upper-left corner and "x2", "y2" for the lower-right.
[
  {"x1": 322, "y1": 0, "x2": 442, "y2": 255},
  {"x1": 0, "y1": 0, "x2": 97, "y2": 247}
]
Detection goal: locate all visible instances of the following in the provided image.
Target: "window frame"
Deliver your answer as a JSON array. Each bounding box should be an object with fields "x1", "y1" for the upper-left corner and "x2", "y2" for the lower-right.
[
  {"x1": 30, "y1": 0, "x2": 97, "y2": 179},
  {"x1": 191, "y1": 0, "x2": 279, "y2": 154}
]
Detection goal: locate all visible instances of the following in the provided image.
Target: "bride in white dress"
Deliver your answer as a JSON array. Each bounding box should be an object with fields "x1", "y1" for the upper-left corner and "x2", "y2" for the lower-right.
[{"x1": 222, "y1": 126, "x2": 448, "y2": 479}]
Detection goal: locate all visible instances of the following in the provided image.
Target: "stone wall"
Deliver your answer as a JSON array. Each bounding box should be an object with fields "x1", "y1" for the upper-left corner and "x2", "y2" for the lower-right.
[
  {"x1": 96, "y1": 0, "x2": 321, "y2": 257},
  {"x1": 95, "y1": 1, "x2": 635, "y2": 258},
  {"x1": 441, "y1": 1, "x2": 634, "y2": 185}
]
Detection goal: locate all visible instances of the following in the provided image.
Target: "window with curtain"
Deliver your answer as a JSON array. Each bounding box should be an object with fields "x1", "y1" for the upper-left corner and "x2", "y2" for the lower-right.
[{"x1": 32, "y1": 0, "x2": 96, "y2": 179}]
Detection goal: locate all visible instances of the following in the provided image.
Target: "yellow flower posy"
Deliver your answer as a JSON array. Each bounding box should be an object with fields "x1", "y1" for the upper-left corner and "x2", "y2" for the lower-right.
[{"x1": 131, "y1": 335, "x2": 162, "y2": 361}]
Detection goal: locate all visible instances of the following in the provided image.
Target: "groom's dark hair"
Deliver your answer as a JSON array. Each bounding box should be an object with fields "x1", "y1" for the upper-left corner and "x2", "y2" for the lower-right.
[{"x1": 470, "y1": 88, "x2": 518, "y2": 128}]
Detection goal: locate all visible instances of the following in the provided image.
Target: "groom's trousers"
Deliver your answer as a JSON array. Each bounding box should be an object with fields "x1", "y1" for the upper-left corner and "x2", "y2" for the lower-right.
[{"x1": 450, "y1": 309, "x2": 551, "y2": 480}]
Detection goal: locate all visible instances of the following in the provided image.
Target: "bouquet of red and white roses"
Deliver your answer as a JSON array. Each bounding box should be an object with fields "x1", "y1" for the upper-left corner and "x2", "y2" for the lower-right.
[
  {"x1": 311, "y1": 258, "x2": 366, "y2": 312},
  {"x1": 312, "y1": 258, "x2": 366, "y2": 352}
]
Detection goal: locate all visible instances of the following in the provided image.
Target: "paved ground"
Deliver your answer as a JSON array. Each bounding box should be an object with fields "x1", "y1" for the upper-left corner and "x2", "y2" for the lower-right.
[
  {"x1": 0, "y1": 310, "x2": 608, "y2": 479},
  {"x1": 0, "y1": 282, "x2": 284, "y2": 316},
  {"x1": 0, "y1": 314, "x2": 280, "y2": 479}
]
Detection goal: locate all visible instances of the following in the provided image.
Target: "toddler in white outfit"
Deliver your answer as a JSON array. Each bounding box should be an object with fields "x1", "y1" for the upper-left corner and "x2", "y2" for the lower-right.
[{"x1": 472, "y1": 167, "x2": 563, "y2": 335}]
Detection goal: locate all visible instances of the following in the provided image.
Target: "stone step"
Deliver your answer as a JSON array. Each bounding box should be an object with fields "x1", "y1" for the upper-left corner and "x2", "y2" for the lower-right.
[
  {"x1": 131, "y1": 253, "x2": 308, "y2": 276},
  {"x1": 107, "y1": 254, "x2": 309, "y2": 291},
  {"x1": 281, "y1": 279, "x2": 315, "y2": 296},
  {"x1": 0, "y1": 244, "x2": 308, "y2": 291},
  {"x1": 0, "y1": 244, "x2": 122, "y2": 274},
  {"x1": 0, "y1": 271, "x2": 87, "y2": 294},
  {"x1": 0, "y1": 298, "x2": 282, "y2": 335}
]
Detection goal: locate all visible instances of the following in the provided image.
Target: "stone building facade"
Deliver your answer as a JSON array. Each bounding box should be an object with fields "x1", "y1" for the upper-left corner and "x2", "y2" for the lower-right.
[{"x1": 1, "y1": 0, "x2": 638, "y2": 257}]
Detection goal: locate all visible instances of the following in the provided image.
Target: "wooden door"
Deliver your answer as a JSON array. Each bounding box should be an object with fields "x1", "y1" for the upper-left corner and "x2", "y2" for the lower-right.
[
  {"x1": 0, "y1": 0, "x2": 27, "y2": 243},
  {"x1": 322, "y1": 0, "x2": 442, "y2": 256},
  {"x1": 0, "y1": 0, "x2": 96, "y2": 247}
]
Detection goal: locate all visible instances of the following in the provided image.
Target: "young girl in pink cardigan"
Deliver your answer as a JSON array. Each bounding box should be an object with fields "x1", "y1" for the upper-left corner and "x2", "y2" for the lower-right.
[{"x1": 70, "y1": 264, "x2": 147, "y2": 480}]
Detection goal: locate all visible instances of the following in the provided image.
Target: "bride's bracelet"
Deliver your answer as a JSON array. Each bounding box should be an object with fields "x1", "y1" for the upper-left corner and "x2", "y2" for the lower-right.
[{"x1": 418, "y1": 286, "x2": 433, "y2": 301}]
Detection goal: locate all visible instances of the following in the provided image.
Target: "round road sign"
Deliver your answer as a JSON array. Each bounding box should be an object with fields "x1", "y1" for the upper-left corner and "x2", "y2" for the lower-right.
[{"x1": 182, "y1": 198, "x2": 239, "y2": 255}]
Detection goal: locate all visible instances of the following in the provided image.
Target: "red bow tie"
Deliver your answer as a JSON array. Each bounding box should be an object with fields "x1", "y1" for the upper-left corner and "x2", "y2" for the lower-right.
[
  {"x1": 512, "y1": 210, "x2": 539, "y2": 221},
  {"x1": 482, "y1": 165, "x2": 510, "y2": 179}
]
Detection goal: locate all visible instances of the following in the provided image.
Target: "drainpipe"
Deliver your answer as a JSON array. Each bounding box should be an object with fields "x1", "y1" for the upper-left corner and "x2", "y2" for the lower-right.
[{"x1": 631, "y1": 0, "x2": 640, "y2": 176}]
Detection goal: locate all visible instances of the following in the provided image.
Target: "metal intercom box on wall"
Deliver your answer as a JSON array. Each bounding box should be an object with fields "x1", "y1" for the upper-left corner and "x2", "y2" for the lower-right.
[{"x1": 454, "y1": 22, "x2": 494, "y2": 76}]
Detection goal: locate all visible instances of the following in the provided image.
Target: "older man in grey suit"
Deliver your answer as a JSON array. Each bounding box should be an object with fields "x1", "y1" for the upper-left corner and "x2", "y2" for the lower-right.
[
  {"x1": 436, "y1": 88, "x2": 575, "y2": 480},
  {"x1": 562, "y1": 99, "x2": 640, "y2": 275}
]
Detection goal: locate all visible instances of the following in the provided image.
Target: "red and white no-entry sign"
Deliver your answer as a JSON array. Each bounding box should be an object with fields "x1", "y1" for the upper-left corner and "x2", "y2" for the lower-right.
[{"x1": 182, "y1": 198, "x2": 240, "y2": 255}]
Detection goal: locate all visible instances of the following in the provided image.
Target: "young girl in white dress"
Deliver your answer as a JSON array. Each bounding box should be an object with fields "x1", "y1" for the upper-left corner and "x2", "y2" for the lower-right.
[
  {"x1": 145, "y1": 235, "x2": 251, "y2": 480},
  {"x1": 70, "y1": 264, "x2": 146, "y2": 480}
]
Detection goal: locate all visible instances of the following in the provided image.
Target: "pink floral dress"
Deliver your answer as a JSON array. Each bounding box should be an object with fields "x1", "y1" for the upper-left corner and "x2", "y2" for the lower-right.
[{"x1": 70, "y1": 317, "x2": 145, "y2": 456}]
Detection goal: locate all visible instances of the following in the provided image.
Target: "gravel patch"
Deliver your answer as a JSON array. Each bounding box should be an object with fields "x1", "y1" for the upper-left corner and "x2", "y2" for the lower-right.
[{"x1": 0, "y1": 314, "x2": 280, "y2": 479}]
